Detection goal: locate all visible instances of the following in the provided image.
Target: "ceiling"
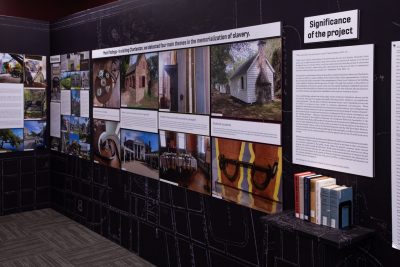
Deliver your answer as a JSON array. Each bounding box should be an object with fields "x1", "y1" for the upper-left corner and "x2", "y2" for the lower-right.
[{"x1": 0, "y1": 0, "x2": 117, "y2": 22}]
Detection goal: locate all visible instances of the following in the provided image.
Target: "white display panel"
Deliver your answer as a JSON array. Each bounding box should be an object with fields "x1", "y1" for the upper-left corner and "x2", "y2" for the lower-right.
[
  {"x1": 391, "y1": 41, "x2": 400, "y2": 250},
  {"x1": 158, "y1": 112, "x2": 210, "y2": 136},
  {"x1": 211, "y1": 118, "x2": 281, "y2": 145},
  {"x1": 50, "y1": 102, "x2": 61, "y2": 137},
  {"x1": 120, "y1": 109, "x2": 158, "y2": 133},
  {"x1": 80, "y1": 90, "x2": 90, "y2": 118},
  {"x1": 293, "y1": 44, "x2": 374, "y2": 177},
  {"x1": 93, "y1": 107, "x2": 120, "y2": 121},
  {"x1": 60, "y1": 90, "x2": 71, "y2": 115},
  {"x1": 0, "y1": 83, "x2": 23, "y2": 129}
]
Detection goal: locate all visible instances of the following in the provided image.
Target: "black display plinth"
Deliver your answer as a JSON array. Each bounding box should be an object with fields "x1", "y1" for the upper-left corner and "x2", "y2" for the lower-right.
[{"x1": 261, "y1": 211, "x2": 375, "y2": 249}]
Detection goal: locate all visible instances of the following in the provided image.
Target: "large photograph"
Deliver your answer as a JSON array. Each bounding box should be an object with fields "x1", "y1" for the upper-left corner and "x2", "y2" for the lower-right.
[
  {"x1": 121, "y1": 53, "x2": 159, "y2": 109},
  {"x1": 24, "y1": 120, "x2": 46, "y2": 150},
  {"x1": 24, "y1": 88, "x2": 46, "y2": 120},
  {"x1": 212, "y1": 137, "x2": 282, "y2": 213},
  {"x1": 159, "y1": 130, "x2": 211, "y2": 194},
  {"x1": 121, "y1": 129, "x2": 159, "y2": 179},
  {"x1": 24, "y1": 55, "x2": 47, "y2": 88},
  {"x1": 92, "y1": 57, "x2": 121, "y2": 108},
  {"x1": 211, "y1": 38, "x2": 282, "y2": 121},
  {"x1": 93, "y1": 119, "x2": 121, "y2": 169},
  {"x1": 0, "y1": 53, "x2": 24, "y2": 83},
  {"x1": 0, "y1": 129, "x2": 24, "y2": 152},
  {"x1": 159, "y1": 47, "x2": 210, "y2": 115}
]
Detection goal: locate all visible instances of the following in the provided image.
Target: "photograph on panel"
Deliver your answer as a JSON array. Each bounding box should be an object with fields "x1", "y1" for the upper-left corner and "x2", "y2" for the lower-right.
[
  {"x1": 121, "y1": 129, "x2": 159, "y2": 179},
  {"x1": 60, "y1": 51, "x2": 90, "y2": 72},
  {"x1": 51, "y1": 63, "x2": 61, "y2": 101},
  {"x1": 79, "y1": 117, "x2": 90, "y2": 159},
  {"x1": 212, "y1": 137, "x2": 282, "y2": 213},
  {"x1": 24, "y1": 120, "x2": 46, "y2": 150},
  {"x1": 93, "y1": 119, "x2": 121, "y2": 169},
  {"x1": 24, "y1": 55, "x2": 47, "y2": 88},
  {"x1": 50, "y1": 137, "x2": 60, "y2": 151},
  {"x1": 0, "y1": 53, "x2": 24, "y2": 83},
  {"x1": 159, "y1": 47, "x2": 210, "y2": 115},
  {"x1": 0, "y1": 128, "x2": 24, "y2": 152},
  {"x1": 92, "y1": 57, "x2": 121, "y2": 108},
  {"x1": 71, "y1": 89, "x2": 80, "y2": 116},
  {"x1": 210, "y1": 38, "x2": 282, "y2": 122},
  {"x1": 159, "y1": 130, "x2": 211, "y2": 194},
  {"x1": 121, "y1": 53, "x2": 159, "y2": 109},
  {"x1": 24, "y1": 88, "x2": 46, "y2": 120}
]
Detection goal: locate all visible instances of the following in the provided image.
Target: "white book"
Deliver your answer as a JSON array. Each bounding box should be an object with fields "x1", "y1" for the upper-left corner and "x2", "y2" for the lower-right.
[{"x1": 316, "y1": 178, "x2": 336, "y2": 224}]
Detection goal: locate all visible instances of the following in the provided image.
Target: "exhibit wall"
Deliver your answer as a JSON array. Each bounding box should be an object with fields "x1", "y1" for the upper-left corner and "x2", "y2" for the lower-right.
[
  {"x1": 45, "y1": 0, "x2": 400, "y2": 266},
  {"x1": 0, "y1": 16, "x2": 51, "y2": 215}
]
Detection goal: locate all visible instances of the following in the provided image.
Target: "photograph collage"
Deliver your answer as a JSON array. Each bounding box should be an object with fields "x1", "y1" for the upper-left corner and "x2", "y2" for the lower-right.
[
  {"x1": 89, "y1": 36, "x2": 283, "y2": 213},
  {"x1": 50, "y1": 51, "x2": 91, "y2": 159},
  {"x1": 0, "y1": 53, "x2": 47, "y2": 152}
]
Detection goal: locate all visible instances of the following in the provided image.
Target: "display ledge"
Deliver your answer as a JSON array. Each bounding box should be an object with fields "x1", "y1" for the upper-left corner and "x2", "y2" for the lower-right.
[{"x1": 261, "y1": 211, "x2": 375, "y2": 249}]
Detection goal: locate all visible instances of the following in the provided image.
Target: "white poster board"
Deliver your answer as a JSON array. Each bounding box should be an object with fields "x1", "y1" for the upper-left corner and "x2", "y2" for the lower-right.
[
  {"x1": 0, "y1": 83, "x2": 24, "y2": 129},
  {"x1": 293, "y1": 44, "x2": 374, "y2": 177}
]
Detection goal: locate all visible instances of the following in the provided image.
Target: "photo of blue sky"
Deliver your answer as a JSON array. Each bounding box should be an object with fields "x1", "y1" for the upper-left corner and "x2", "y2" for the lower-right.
[{"x1": 121, "y1": 129, "x2": 159, "y2": 152}]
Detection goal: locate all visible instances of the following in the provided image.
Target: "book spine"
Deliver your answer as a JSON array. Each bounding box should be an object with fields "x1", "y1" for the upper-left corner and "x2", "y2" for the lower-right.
[
  {"x1": 330, "y1": 190, "x2": 340, "y2": 229},
  {"x1": 320, "y1": 187, "x2": 330, "y2": 226},
  {"x1": 310, "y1": 180, "x2": 317, "y2": 223},
  {"x1": 299, "y1": 176, "x2": 305, "y2": 219},
  {"x1": 304, "y1": 178, "x2": 311, "y2": 221},
  {"x1": 295, "y1": 174, "x2": 299, "y2": 218},
  {"x1": 316, "y1": 180, "x2": 336, "y2": 225}
]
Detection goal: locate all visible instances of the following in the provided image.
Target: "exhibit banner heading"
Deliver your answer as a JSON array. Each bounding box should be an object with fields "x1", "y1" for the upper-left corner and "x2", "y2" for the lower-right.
[
  {"x1": 92, "y1": 22, "x2": 282, "y2": 58},
  {"x1": 50, "y1": 55, "x2": 61, "y2": 63},
  {"x1": 304, "y1": 10, "x2": 359, "y2": 43}
]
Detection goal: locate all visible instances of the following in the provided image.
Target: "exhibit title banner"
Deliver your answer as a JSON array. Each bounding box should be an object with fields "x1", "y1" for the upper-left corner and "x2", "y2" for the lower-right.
[
  {"x1": 304, "y1": 10, "x2": 359, "y2": 43},
  {"x1": 92, "y1": 22, "x2": 281, "y2": 58}
]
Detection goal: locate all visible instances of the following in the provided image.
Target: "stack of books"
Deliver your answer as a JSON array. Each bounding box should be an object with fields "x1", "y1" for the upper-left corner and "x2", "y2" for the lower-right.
[{"x1": 294, "y1": 172, "x2": 353, "y2": 229}]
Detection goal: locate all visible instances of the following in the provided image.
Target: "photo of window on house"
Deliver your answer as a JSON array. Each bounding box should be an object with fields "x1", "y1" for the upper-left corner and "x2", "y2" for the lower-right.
[
  {"x1": 212, "y1": 137, "x2": 282, "y2": 213},
  {"x1": 24, "y1": 120, "x2": 46, "y2": 150},
  {"x1": 92, "y1": 57, "x2": 121, "y2": 108},
  {"x1": 0, "y1": 53, "x2": 24, "y2": 83},
  {"x1": 121, "y1": 53, "x2": 159, "y2": 109},
  {"x1": 24, "y1": 55, "x2": 46, "y2": 88},
  {"x1": 159, "y1": 47, "x2": 210, "y2": 115},
  {"x1": 210, "y1": 38, "x2": 282, "y2": 122},
  {"x1": 60, "y1": 51, "x2": 90, "y2": 72},
  {"x1": 121, "y1": 129, "x2": 159, "y2": 179},
  {"x1": 93, "y1": 119, "x2": 121, "y2": 169},
  {"x1": 159, "y1": 130, "x2": 211, "y2": 194},
  {"x1": 0, "y1": 128, "x2": 24, "y2": 152}
]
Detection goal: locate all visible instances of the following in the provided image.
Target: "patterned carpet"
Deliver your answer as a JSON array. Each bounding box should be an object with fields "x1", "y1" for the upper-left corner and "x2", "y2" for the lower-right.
[{"x1": 0, "y1": 209, "x2": 154, "y2": 267}]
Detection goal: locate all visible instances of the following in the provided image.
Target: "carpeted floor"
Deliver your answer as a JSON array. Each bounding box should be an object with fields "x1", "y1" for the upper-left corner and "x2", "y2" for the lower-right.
[{"x1": 0, "y1": 209, "x2": 154, "y2": 266}]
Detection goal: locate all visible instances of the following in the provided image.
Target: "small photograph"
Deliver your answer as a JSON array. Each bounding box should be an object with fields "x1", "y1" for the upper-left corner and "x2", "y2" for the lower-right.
[
  {"x1": 121, "y1": 53, "x2": 159, "y2": 109},
  {"x1": 24, "y1": 120, "x2": 46, "y2": 150},
  {"x1": 0, "y1": 128, "x2": 24, "y2": 152},
  {"x1": 24, "y1": 55, "x2": 46, "y2": 88},
  {"x1": 159, "y1": 47, "x2": 210, "y2": 114},
  {"x1": 212, "y1": 137, "x2": 282, "y2": 213},
  {"x1": 60, "y1": 131, "x2": 68, "y2": 153},
  {"x1": 93, "y1": 57, "x2": 120, "y2": 108},
  {"x1": 159, "y1": 130, "x2": 211, "y2": 194},
  {"x1": 121, "y1": 129, "x2": 159, "y2": 179},
  {"x1": 61, "y1": 51, "x2": 90, "y2": 72},
  {"x1": 0, "y1": 53, "x2": 24, "y2": 83},
  {"x1": 50, "y1": 137, "x2": 60, "y2": 151},
  {"x1": 70, "y1": 72, "x2": 82, "y2": 89},
  {"x1": 60, "y1": 72, "x2": 72, "y2": 90},
  {"x1": 93, "y1": 119, "x2": 121, "y2": 169},
  {"x1": 79, "y1": 117, "x2": 90, "y2": 159},
  {"x1": 24, "y1": 88, "x2": 46, "y2": 120},
  {"x1": 70, "y1": 116, "x2": 80, "y2": 134},
  {"x1": 81, "y1": 71, "x2": 90, "y2": 89},
  {"x1": 51, "y1": 64, "x2": 61, "y2": 101},
  {"x1": 61, "y1": 115, "x2": 71, "y2": 132},
  {"x1": 68, "y1": 132, "x2": 80, "y2": 156},
  {"x1": 71, "y1": 90, "x2": 80, "y2": 116},
  {"x1": 210, "y1": 38, "x2": 282, "y2": 121}
]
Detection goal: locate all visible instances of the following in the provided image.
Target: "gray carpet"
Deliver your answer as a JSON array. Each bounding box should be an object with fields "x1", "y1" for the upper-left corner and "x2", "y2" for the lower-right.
[{"x1": 0, "y1": 209, "x2": 154, "y2": 267}]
